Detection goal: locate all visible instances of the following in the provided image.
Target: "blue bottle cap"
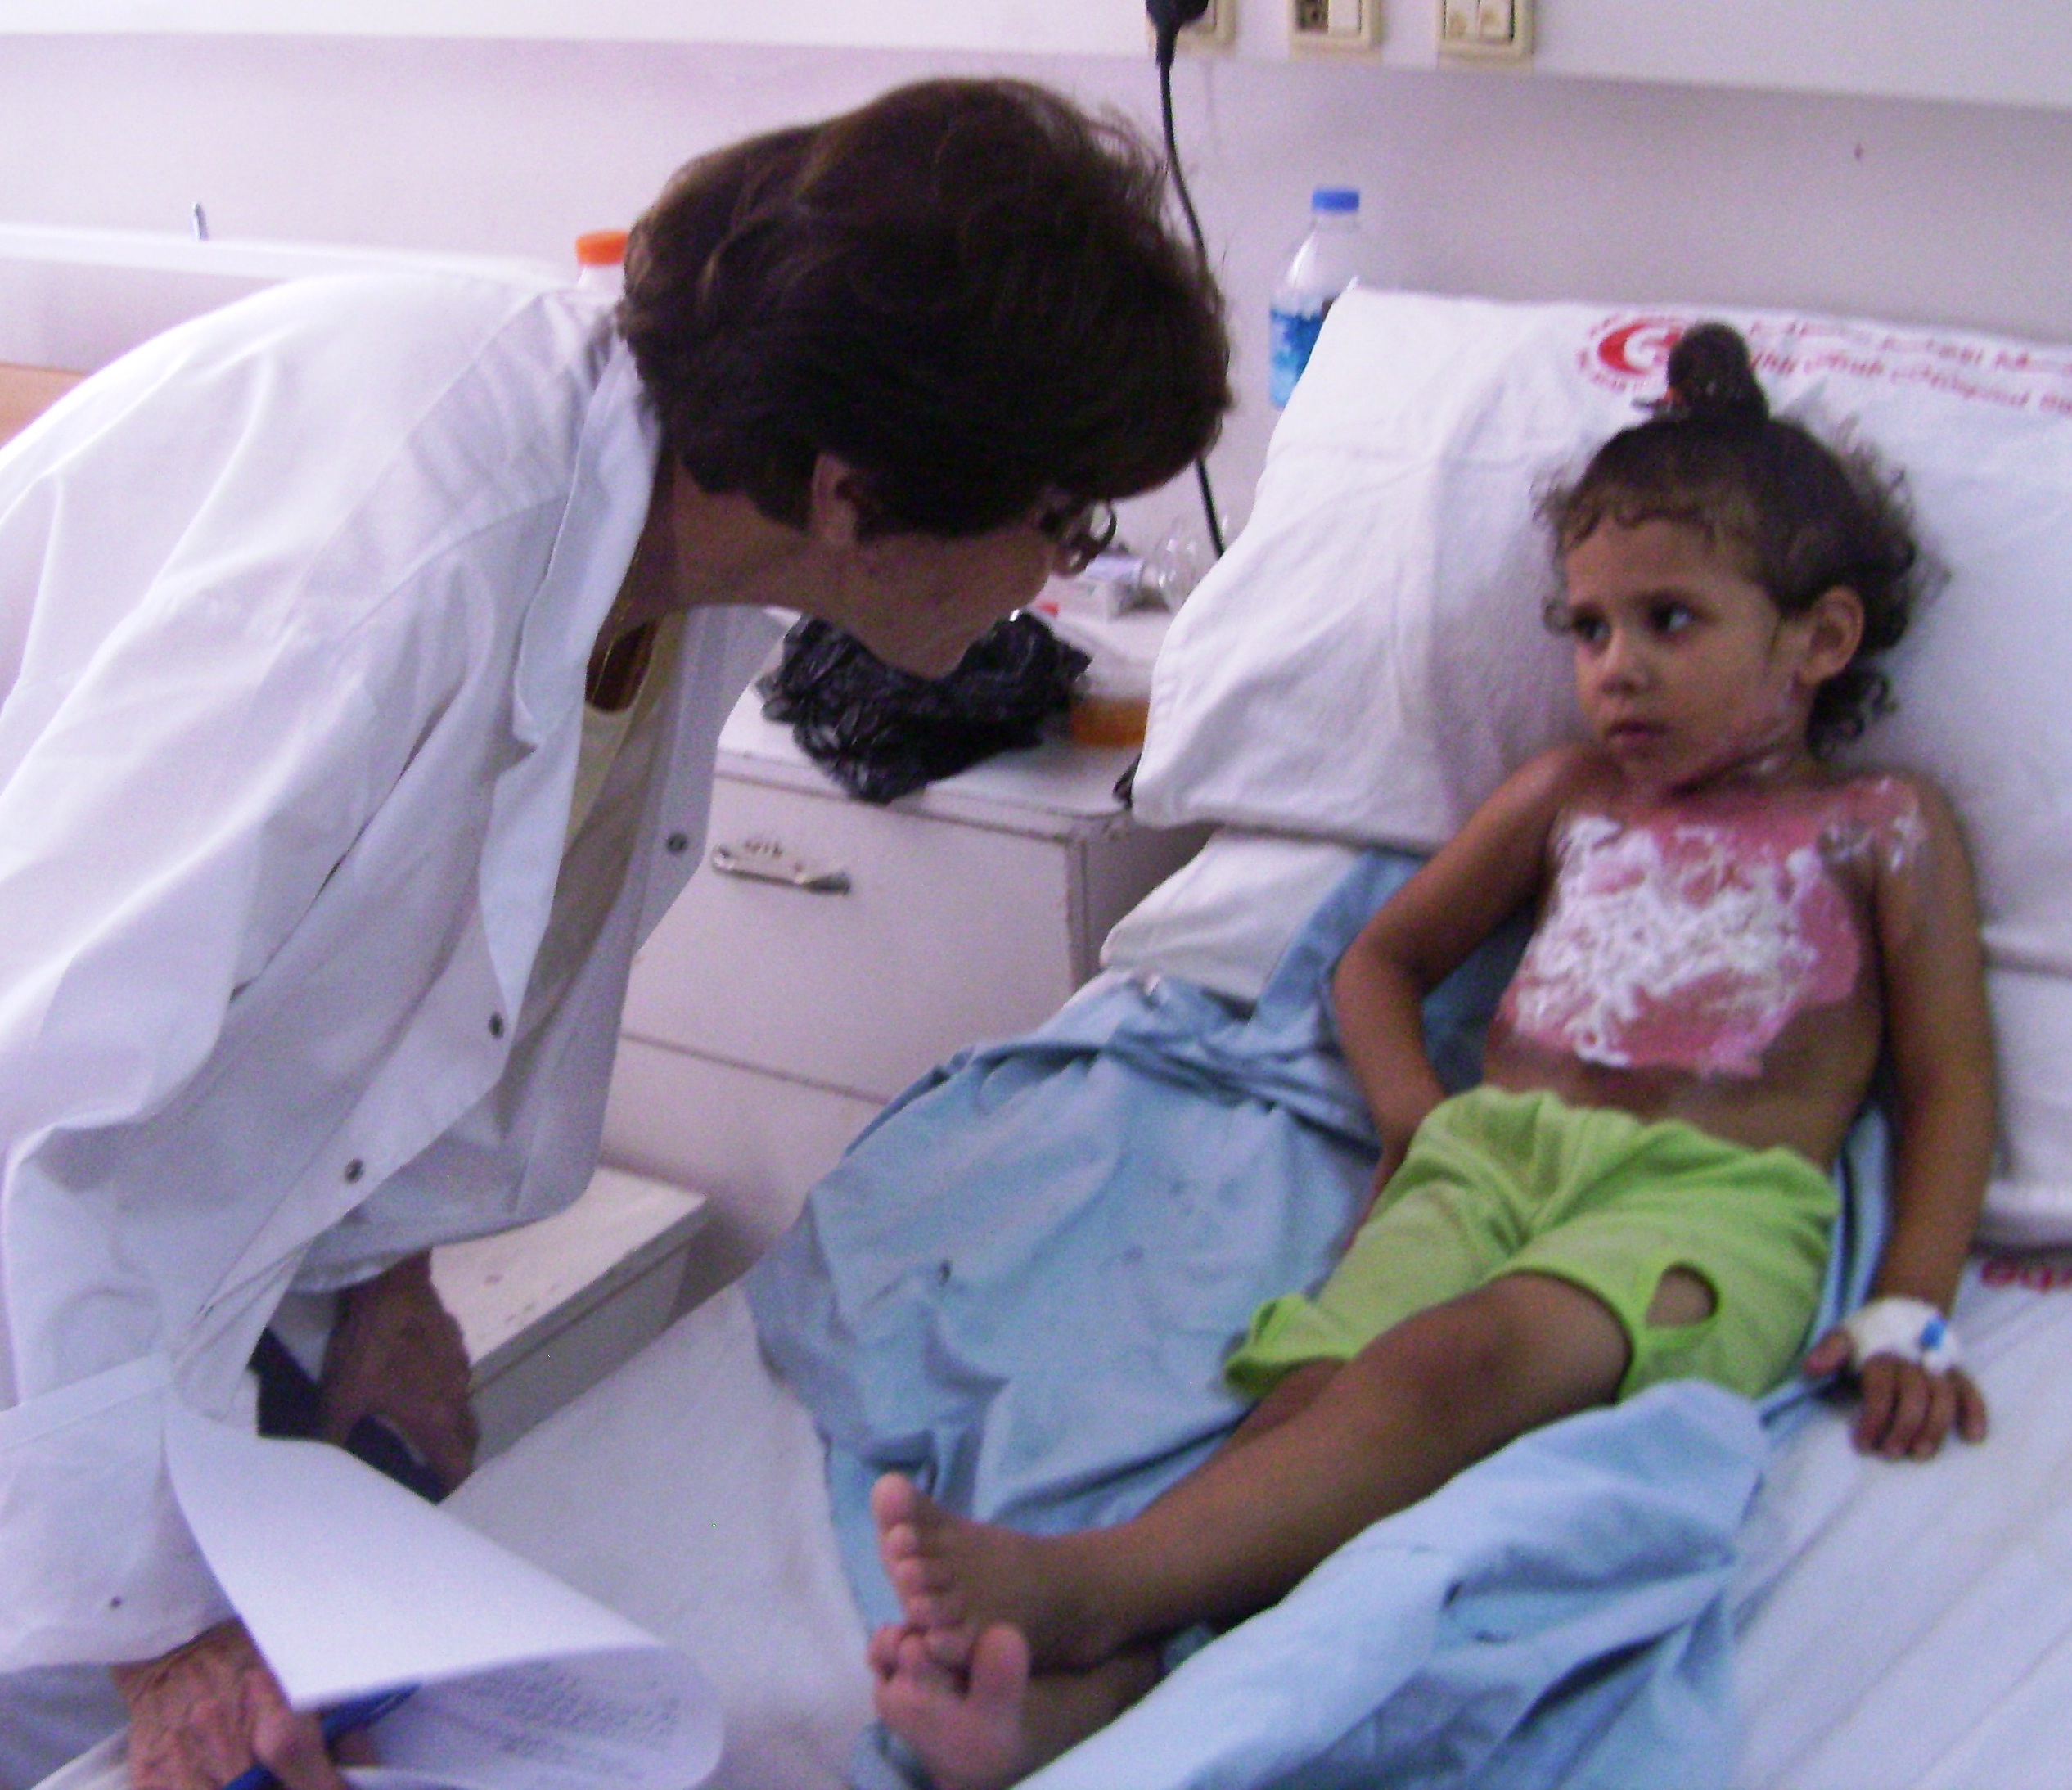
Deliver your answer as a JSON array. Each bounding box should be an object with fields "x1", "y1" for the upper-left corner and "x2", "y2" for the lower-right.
[{"x1": 1311, "y1": 187, "x2": 1360, "y2": 214}]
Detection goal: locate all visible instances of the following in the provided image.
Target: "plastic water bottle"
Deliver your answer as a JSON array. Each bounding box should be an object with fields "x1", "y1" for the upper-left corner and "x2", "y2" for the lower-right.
[
  {"x1": 1268, "y1": 187, "x2": 1363, "y2": 407},
  {"x1": 574, "y1": 228, "x2": 628, "y2": 297}
]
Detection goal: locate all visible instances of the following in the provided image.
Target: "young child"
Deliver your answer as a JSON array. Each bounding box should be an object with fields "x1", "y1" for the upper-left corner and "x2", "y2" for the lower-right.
[{"x1": 866, "y1": 322, "x2": 1996, "y2": 1790}]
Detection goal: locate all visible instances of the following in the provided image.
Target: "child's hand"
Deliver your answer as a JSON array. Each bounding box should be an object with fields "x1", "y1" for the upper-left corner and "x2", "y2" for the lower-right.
[
  {"x1": 1801, "y1": 1311, "x2": 1989, "y2": 1460},
  {"x1": 1344, "y1": 1145, "x2": 1408, "y2": 1242}
]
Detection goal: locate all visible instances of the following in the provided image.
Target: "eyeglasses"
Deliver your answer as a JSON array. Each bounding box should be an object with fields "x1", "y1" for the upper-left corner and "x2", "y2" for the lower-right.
[{"x1": 1037, "y1": 498, "x2": 1119, "y2": 577}]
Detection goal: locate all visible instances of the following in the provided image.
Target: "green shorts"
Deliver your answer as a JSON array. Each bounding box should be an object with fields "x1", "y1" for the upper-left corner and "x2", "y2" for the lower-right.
[{"x1": 1224, "y1": 1085, "x2": 1838, "y2": 1402}]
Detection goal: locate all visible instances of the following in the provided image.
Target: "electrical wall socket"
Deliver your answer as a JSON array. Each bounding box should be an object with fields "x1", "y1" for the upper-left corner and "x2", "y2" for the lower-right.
[
  {"x1": 1178, "y1": 0, "x2": 1236, "y2": 48},
  {"x1": 1439, "y1": 0, "x2": 1531, "y2": 62},
  {"x1": 1290, "y1": 0, "x2": 1381, "y2": 56}
]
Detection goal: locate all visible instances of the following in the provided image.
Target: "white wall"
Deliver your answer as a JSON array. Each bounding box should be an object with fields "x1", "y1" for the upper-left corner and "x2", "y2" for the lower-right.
[
  {"x1": 0, "y1": 0, "x2": 1152, "y2": 57},
  {"x1": 2, "y1": 33, "x2": 2069, "y2": 546},
  {"x1": 13, "y1": 4, "x2": 2072, "y2": 110}
]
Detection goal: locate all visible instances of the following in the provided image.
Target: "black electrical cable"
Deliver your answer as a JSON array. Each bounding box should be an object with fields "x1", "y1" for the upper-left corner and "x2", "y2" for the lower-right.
[{"x1": 1151, "y1": 7, "x2": 1228, "y2": 561}]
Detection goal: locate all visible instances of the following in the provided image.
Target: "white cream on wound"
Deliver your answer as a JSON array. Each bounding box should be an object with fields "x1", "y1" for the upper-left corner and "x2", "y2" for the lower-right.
[
  {"x1": 1825, "y1": 776, "x2": 1929, "y2": 880},
  {"x1": 1498, "y1": 782, "x2": 1920, "y2": 1079}
]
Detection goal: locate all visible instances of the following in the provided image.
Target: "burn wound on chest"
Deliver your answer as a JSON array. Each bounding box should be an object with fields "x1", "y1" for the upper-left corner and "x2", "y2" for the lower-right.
[{"x1": 1502, "y1": 805, "x2": 1867, "y2": 1077}]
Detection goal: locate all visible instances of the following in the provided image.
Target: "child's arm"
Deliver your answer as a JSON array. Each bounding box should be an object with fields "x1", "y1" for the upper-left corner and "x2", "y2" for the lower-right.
[
  {"x1": 1332, "y1": 746, "x2": 1589, "y2": 1183},
  {"x1": 1804, "y1": 775, "x2": 1994, "y2": 1459}
]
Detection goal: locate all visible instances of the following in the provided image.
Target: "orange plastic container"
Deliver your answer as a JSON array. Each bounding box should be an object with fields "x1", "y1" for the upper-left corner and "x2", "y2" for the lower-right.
[{"x1": 1067, "y1": 695, "x2": 1151, "y2": 748}]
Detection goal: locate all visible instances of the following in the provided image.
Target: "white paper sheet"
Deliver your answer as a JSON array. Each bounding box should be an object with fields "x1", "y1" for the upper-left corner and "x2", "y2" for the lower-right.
[
  {"x1": 367, "y1": 1650, "x2": 721, "y2": 1790},
  {"x1": 160, "y1": 1401, "x2": 721, "y2": 1788}
]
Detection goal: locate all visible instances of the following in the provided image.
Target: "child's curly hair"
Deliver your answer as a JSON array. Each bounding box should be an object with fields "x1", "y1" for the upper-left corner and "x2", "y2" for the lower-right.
[{"x1": 1539, "y1": 322, "x2": 1921, "y2": 754}]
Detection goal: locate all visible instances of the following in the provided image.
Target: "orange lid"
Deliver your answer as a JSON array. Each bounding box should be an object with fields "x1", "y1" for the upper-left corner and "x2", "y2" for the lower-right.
[{"x1": 574, "y1": 228, "x2": 628, "y2": 268}]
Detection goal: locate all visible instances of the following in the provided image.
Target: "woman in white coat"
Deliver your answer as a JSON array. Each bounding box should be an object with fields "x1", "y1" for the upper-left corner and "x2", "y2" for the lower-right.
[{"x1": 0, "y1": 79, "x2": 1229, "y2": 1790}]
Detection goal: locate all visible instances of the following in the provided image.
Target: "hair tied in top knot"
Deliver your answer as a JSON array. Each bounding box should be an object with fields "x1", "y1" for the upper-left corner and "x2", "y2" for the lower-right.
[{"x1": 1649, "y1": 321, "x2": 1770, "y2": 428}]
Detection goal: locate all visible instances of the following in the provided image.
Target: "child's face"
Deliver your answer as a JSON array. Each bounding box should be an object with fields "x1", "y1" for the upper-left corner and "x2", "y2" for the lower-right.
[{"x1": 1556, "y1": 518, "x2": 1837, "y2": 793}]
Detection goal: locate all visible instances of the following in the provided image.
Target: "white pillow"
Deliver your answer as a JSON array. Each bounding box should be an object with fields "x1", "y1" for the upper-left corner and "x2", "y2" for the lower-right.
[
  {"x1": 1100, "y1": 829, "x2": 1362, "y2": 1004},
  {"x1": 1137, "y1": 291, "x2": 1581, "y2": 853},
  {"x1": 1134, "y1": 289, "x2": 2072, "y2": 1243}
]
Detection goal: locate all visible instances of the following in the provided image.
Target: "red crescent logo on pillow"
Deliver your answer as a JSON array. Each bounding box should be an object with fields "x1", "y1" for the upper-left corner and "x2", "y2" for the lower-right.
[{"x1": 1589, "y1": 317, "x2": 1687, "y2": 383}]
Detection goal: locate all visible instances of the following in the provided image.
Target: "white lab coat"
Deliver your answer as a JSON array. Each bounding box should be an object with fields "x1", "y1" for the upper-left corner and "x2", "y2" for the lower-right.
[{"x1": 0, "y1": 272, "x2": 780, "y2": 1671}]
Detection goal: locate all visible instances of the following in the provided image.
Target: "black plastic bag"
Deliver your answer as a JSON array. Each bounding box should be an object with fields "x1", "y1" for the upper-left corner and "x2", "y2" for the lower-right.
[{"x1": 758, "y1": 614, "x2": 1090, "y2": 804}]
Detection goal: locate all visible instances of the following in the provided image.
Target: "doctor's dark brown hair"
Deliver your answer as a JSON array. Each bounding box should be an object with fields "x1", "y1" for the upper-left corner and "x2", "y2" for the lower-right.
[
  {"x1": 618, "y1": 79, "x2": 1230, "y2": 538},
  {"x1": 1540, "y1": 321, "x2": 1921, "y2": 754}
]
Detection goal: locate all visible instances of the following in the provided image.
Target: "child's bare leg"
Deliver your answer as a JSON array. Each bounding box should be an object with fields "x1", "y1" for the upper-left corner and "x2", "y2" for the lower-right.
[
  {"x1": 865, "y1": 1363, "x2": 1343, "y2": 1673},
  {"x1": 868, "y1": 1621, "x2": 1159, "y2": 1790},
  {"x1": 874, "y1": 1270, "x2": 1629, "y2": 1671}
]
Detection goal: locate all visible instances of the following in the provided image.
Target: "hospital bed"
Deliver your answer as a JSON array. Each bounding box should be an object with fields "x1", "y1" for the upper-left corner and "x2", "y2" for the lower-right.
[
  {"x1": 425, "y1": 287, "x2": 2072, "y2": 1790},
  {"x1": 47, "y1": 287, "x2": 2072, "y2": 1788}
]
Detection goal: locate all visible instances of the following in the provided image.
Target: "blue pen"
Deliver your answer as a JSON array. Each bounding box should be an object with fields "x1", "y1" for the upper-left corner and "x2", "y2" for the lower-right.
[{"x1": 220, "y1": 1684, "x2": 417, "y2": 1790}]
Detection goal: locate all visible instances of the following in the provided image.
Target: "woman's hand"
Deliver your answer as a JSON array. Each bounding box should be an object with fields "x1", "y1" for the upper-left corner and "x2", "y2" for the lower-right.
[
  {"x1": 319, "y1": 1251, "x2": 478, "y2": 1494},
  {"x1": 112, "y1": 1621, "x2": 354, "y2": 1790}
]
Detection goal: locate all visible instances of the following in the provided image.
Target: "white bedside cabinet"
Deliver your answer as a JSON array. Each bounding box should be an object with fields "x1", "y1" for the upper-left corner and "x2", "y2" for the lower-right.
[
  {"x1": 603, "y1": 688, "x2": 1209, "y2": 1301},
  {"x1": 431, "y1": 1166, "x2": 709, "y2": 1459}
]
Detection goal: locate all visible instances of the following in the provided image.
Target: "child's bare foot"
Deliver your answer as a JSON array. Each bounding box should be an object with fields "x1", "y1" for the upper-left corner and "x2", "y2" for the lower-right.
[
  {"x1": 871, "y1": 1474, "x2": 1124, "y2": 1671},
  {"x1": 871, "y1": 1621, "x2": 1035, "y2": 1790},
  {"x1": 868, "y1": 1622, "x2": 1162, "y2": 1790}
]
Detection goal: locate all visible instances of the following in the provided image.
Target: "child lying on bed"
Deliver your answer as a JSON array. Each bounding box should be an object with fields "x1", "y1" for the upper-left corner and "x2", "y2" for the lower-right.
[{"x1": 866, "y1": 321, "x2": 1996, "y2": 1790}]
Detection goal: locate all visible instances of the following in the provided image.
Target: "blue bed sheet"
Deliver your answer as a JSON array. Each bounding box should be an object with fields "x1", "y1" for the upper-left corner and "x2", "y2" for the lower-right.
[{"x1": 745, "y1": 850, "x2": 1885, "y2": 1790}]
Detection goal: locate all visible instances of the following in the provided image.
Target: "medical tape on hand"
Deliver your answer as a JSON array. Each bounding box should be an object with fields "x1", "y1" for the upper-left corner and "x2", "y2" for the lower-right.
[{"x1": 1840, "y1": 1296, "x2": 1962, "y2": 1373}]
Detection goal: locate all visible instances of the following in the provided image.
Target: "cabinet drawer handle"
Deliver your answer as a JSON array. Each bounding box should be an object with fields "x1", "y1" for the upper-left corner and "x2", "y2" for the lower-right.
[{"x1": 709, "y1": 838, "x2": 854, "y2": 895}]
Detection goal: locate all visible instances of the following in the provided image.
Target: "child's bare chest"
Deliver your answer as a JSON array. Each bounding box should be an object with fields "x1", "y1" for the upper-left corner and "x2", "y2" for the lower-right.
[{"x1": 1497, "y1": 783, "x2": 1912, "y2": 1079}]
